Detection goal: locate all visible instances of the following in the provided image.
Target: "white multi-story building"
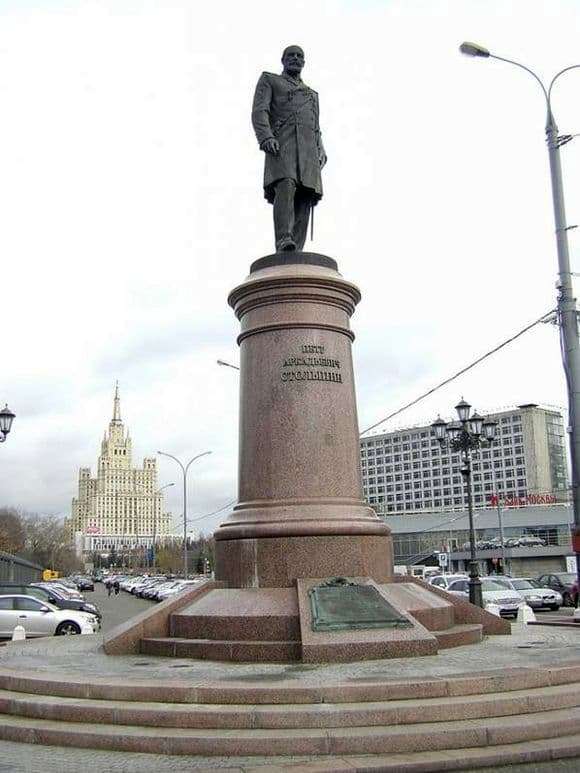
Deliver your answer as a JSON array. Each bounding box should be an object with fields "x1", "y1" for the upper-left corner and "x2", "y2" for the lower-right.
[
  {"x1": 360, "y1": 404, "x2": 568, "y2": 516},
  {"x1": 67, "y1": 385, "x2": 172, "y2": 554}
]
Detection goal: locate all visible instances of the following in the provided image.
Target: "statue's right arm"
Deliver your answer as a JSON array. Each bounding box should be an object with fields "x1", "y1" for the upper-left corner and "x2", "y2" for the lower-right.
[{"x1": 251, "y1": 73, "x2": 275, "y2": 148}]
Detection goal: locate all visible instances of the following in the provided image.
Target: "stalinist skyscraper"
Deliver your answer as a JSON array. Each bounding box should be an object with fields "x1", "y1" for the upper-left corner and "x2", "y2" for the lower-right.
[{"x1": 68, "y1": 384, "x2": 172, "y2": 555}]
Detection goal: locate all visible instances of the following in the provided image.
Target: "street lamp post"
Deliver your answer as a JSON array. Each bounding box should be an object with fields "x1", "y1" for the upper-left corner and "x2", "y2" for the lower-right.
[
  {"x1": 151, "y1": 482, "x2": 175, "y2": 570},
  {"x1": 432, "y1": 399, "x2": 498, "y2": 607},
  {"x1": 490, "y1": 464, "x2": 507, "y2": 574},
  {"x1": 460, "y1": 40, "x2": 580, "y2": 612},
  {"x1": 0, "y1": 405, "x2": 15, "y2": 443},
  {"x1": 157, "y1": 451, "x2": 212, "y2": 578}
]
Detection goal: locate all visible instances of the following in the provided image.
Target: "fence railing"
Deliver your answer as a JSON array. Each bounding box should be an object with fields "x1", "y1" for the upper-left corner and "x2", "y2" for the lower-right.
[{"x1": 0, "y1": 551, "x2": 43, "y2": 583}]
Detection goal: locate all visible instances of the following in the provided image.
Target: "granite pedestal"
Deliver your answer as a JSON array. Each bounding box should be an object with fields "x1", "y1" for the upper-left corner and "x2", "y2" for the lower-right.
[
  {"x1": 139, "y1": 253, "x2": 508, "y2": 662},
  {"x1": 215, "y1": 252, "x2": 393, "y2": 587}
]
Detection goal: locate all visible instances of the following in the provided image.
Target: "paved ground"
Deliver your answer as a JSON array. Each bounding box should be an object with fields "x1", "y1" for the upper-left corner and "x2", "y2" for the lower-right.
[
  {"x1": 0, "y1": 738, "x2": 578, "y2": 773},
  {"x1": 1, "y1": 611, "x2": 579, "y2": 685},
  {"x1": 91, "y1": 581, "x2": 155, "y2": 632},
  {"x1": 533, "y1": 605, "x2": 576, "y2": 622},
  {"x1": 0, "y1": 584, "x2": 578, "y2": 771}
]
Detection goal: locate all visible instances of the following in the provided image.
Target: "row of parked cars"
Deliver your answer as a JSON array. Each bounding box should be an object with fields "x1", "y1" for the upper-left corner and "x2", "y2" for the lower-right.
[
  {"x1": 428, "y1": 571, "x2": 578, "y2": 617},
  {"x1": 103, "y1": 573, "x2": 205, "y2": 602},
  {"x1": 460, "y1": 536, "x2": 547, "y2": 551},
  {"x1": 0, "y1": 578, "x2": 102, "y2": 638}
]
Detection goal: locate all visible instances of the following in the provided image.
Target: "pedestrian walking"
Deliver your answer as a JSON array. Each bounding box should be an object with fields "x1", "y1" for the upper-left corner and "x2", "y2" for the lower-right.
[
  {"x1": 107, "y1": 582, "x2": 112, "y2": 597},
  {"x1": 114, "y1": 580, "x2": 120, "y2": 596}
]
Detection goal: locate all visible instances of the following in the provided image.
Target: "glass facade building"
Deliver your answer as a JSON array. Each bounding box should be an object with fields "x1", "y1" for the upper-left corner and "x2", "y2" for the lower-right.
[{"x1": 360, "y1": 404, "x2": 568, "y2": 516}]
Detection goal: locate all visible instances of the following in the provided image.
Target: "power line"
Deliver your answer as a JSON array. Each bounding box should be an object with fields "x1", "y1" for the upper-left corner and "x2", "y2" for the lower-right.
[
  {"x1": 360, "y1": 308, "x2": 556, "y2": 436},
  {"x1": 190, "y1": 499, "x2": 236, "y2": 524},
  {"x1": 176, "y1": 498, "x2": 237, "y2": 527}
]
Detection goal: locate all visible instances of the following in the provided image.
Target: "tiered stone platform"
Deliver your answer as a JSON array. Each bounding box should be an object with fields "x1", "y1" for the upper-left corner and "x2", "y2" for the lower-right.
[
  {"x1": 106, "y1": 577, "x2": 509, "y2": 665},
  {"x1": 138, "y1": 581, "x2": 490, "y2": 662},
  {"x1": 166, "y1": 253, "x2": 510, "y2": 666},
  {"x1": 1, "y1": 624, "x2": 579, "y2": 769}
]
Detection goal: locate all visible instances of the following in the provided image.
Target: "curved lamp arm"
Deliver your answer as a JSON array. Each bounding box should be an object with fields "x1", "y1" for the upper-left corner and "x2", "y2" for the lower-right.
[
  {"x1": 462, "y1": 42, "x2": 580, "y2": 130},
  {"x1": 548, "y1": 64, "x2": 580, "y2": 104},
  {"x1": 185, "y1": 450, "x2": 212, "y2": 475},
  {"x1": 157, "y1": 450, "x2": 185, "y2": 473},
  {"x1": 488, "y1": 53, "x2": 549, "y2": 109},
  {"x1": 460, "y1": 42, "x2": 549, "y2": 112}
]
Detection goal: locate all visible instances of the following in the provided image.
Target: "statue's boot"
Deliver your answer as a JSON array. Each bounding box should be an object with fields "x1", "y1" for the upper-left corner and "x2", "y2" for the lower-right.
[{"x1": 277, "y1": 234, "x2": 297, "y2": 251}]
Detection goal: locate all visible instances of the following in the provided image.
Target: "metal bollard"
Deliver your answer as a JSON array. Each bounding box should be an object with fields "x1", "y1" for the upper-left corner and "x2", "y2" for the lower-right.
[
  {"x1": 516, "y1": 605, "x2": 536, "y2": 625},
  {"x1": 11, "y1": 625, "x2": 25, "y2": 641}
]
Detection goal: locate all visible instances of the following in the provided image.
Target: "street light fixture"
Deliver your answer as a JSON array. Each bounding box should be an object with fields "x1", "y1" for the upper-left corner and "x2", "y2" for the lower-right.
[
  {"x1": 432, "y1": 399, "x2": 498, "y2": 607},
  {"x1": 0, "y1": 404, "x2": 15, "y2": 443},
  {"x1": 217, "y1": 359, "x2": 240, "y2": 371},
  {"x1": 460, "y1": 41, "x2": 580, "y2": 592},
  {"x1": 157, "y1": 450, "x2": 212, "y2": 579},
  {"x1": 459, "y1": 42, "x2": 490, "y2": 58}
]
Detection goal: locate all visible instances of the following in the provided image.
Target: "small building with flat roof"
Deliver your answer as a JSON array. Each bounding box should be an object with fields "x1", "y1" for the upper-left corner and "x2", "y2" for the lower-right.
[{"x1": 383, "y1": 504, "x2": 573, "y2": 577}]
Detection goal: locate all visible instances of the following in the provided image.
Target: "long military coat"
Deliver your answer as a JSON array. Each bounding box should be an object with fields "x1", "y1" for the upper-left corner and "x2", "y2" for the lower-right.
[{"x1": 252, "y1": 71, "x2": 324, "y2": 204}]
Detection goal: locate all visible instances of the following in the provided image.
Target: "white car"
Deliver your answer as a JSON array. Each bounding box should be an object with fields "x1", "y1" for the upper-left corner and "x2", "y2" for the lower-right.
[
  {"x1": 156, "y1": 579, "x2": 202, "y2": 601},
  {"x1": 493, "y1": 577, "x2": 562, "y2": 611},
  {"x1": 0, "y1": 595, "x2": 99, "y2": 637},
  {"x1": 36, "y1": 582, "x2": 83, "y2": 600},
  {"x1": 121, "y1": 576, "x2": 146, "y2": 592},
  {"x1": 428, "y1": 574, "x2": 468, "y2": 590},
  {"x1": 446, "y1": 578, "x2": 527, "y2": 618}
]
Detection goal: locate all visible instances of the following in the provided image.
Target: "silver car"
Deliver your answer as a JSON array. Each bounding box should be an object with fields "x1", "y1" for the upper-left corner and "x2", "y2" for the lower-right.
[
  {"x1": 0, "y1": 595, "x2": 99, "y2": 637},
  {"x1": 493, "y1": 578, "x2": 562, "y2": 610},
  {"x1": 446, "y1": 578, "x2": 525, "y2": 618},
  {"x1": 428, "y1": 574, "x2": 469, "y2": 590}
]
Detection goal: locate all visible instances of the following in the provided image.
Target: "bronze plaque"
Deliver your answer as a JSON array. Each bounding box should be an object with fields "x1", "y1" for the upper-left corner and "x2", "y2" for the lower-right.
[{"x1": 308, "y1": 578, "x2": 413, "y2": 632}]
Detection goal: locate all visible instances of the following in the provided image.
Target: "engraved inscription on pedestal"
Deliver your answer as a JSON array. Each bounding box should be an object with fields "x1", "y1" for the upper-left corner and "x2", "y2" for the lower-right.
[
  {"x1": 281, "y1": 344, "x2": 343, "y2": 384},
  {"x1": 309, "y1": 578, "x2": 412, "y2": 632}
]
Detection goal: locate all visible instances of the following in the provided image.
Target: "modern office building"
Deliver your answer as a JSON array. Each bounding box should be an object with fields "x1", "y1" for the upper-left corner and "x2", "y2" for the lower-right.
[
  {"x1": 66, "y1": 385, "x2": 172, "y2": 554},
  {"x1": 384, "y1": 504, "x2": 574, "y2": 578},
  {"x1": 360, "y1": 404, "x2": 568, "y2": 516}
]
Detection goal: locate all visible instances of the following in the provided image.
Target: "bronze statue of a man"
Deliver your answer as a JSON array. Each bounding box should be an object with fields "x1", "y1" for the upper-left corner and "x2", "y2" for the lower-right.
[{"x1": 252, "y1": 45, "x2": 327, "y2": 252}]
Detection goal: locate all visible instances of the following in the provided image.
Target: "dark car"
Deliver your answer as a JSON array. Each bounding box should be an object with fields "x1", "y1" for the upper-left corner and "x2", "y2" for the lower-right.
[
  {"x1": 536, "y1": 572, "x2": 578, "y2": 607},
  {"x1": 75, "y1": 577, "x2": 95, "y2": 592},
  {"x1": 0, "y1": 583, "x2": 102, "y2": 623}
]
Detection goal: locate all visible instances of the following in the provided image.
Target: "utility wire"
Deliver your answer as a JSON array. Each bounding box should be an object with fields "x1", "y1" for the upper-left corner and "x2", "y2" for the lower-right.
[
  {"x1": 360, "y1": 308, "x2": 556, "y2": 436},
  {"x1": 177, "y1": 498, "x2": 237, "y2": 527},
  {"x1": 190, "y1": 498, "x2": 236, "y2": 524}
]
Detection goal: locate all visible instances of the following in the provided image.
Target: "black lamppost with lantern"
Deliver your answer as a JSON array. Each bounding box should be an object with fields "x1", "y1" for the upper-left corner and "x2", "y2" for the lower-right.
[
  {"x1": 0, "y1": 405, "x2": 15, "y2": 444},
  {"x1": 432, "y1": 399, "x2": 498, "y2": 608}
]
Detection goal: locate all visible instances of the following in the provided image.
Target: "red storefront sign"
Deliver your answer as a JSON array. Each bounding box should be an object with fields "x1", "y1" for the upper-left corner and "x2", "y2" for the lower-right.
[{"x1": 489, "y1": 493, "x2": 557, "y2": 508}]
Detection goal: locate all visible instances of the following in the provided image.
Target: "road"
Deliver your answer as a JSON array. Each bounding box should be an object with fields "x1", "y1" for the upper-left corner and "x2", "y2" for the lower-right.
[
  {"x1": 89, "y1": 581, "x2": 155, "y2": 632},
  {"x1": 532, "y1": 605, "x2": 577, "y2": 623}
]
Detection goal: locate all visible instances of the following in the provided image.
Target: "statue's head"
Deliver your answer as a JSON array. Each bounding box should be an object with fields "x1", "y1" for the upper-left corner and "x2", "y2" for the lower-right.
[{"x1": 282, "y1": 45, "x2": 305, "y2": 77}]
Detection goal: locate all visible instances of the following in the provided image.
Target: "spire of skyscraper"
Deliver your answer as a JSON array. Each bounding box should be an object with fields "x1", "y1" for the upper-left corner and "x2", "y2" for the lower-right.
[{"x1": 112, "y1": 381, "x2": 122, "y2": 424}]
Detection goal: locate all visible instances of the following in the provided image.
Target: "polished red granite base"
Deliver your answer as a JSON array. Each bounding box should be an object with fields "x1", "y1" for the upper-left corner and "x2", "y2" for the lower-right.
[
  {"x1": 133, "y1": 577, "x2": 506, "y2": 663},
  {"x1": 215, "y1": 533, "x2": 393, "y2": 588}
]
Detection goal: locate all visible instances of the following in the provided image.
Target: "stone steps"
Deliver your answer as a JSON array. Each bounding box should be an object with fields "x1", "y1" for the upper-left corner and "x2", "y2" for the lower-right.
[
  {"x1": 0, "y1": 682, "x2": 578, "y2": 730},
  {"x1": 432, "y1": 623, "x2": 482, "y2": 649},
  {"x1": 244, "y1": 734, "x2": 580, "y2": 771},
  {"x1": 139, "y1": 624, "x2": 483, "y2": 663},
  {"x1": 0, "y1": 705, "x2": 578, "y2": 756},
  {"x1": 1, "y1": 662, "x2": 578, "y2": 704},
  {"x1": 141, "y1": 637, "x2": 301, "y2": 662}
]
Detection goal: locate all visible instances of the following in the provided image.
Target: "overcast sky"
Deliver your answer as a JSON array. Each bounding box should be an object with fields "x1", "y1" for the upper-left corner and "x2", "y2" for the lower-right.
[{"x1": 1, "y1": 0, "x2": 579, "y2": 535}]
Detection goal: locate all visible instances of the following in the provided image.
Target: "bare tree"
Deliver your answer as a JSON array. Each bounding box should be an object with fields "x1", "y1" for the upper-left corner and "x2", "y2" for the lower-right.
[
  {"x1": 0, "y1": 508, "x2": 26, "y2": 554},
  {"x1": 21, "y1": 513, "x2": 83, "y2": 573}
]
